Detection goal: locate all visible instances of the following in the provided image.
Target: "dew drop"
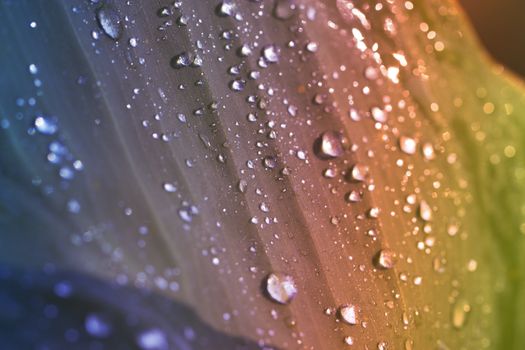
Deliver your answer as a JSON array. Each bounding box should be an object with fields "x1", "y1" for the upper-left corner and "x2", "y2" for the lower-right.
[
  {"x1": 262, "y1": 45, "x2": 280, "y2": 63},
  {"x1": 96, "y1": 5, "x2": 122, "y2": 40},
  {"x1": 137, "y1": 329, "x2": 168, "y2": 350},
  {"x1": 34, "y1": 115, "x2": 58, "y2": 135},
  {"x1": 422, "y1": 142, "x2": 436, "y2": 160},
  {"x1": 274, "y1": 0, "x2": 296, "y2": 20},
  {"x1": 217, "y1": 1, "x2": 235, "y2": 17},
  {"x1": 371, "y1": 107, "x2": 387, "y2": 123},
  {"x1": 316, "y1": 131, "x2": 344, "y2": 158},
  {"x1": 374, "y1": 249, "x2": 397, "y2": 269},
  {"x1": 418, "y1": 200, "x2": 432, "y2": 221},
  {"x1": 452, "y1": 299, "x2": 471, "y2": 329},
  {"x1": 162, "y1": 182, "x2": 177, "y2": 193},
  {"x1": 349, "y1": 164, "x2": 369, "y2": 182},
  {"x1": 399, "y1": 136, "x2": 417, "y2": 155},
  {"x1": 339, "y1": 304, "x2": 358, "y2": 325},
  {"x1": 171, "y1": 52, "x2": 192, "y2": 69},
  {"x1": 230, "y1": 79, "x2": 246, "y2": 92},
  {"x1": 265, "y1": 273, "x2": 297, "y2": 304},
  {"x1": 85, "y1": 313, "x2": 112, "y2": 338},
  {"x1": 344, "y1": 336, "x2": 354, "y2": 345},
  {"x1": 346, "y1": 190, "x2": 362, "y2": 203}
]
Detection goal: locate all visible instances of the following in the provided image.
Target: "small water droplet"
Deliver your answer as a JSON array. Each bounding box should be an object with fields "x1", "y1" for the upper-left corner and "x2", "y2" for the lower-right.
[
  {"x1": 371, "y1": 107, "x2": 387, "y2": 123},
  {"x1": 262, "y1": 45, "x2": 280, "y2": 63},
  {"x1": 344, "y1": 336, "x2": 354, "y2": 345},
  {"x1": 374, "y1": 249, "x2": 397, "y2": 269},
  {"x1": 230, "y1": 79, "x2": 246, "y2": 91},
  {"x1": 137, "y1": 329, "x2": 168, "y2": 350},
  {"x1": 399, "y1": 136, "x2": 417, "y2": 155},
  {"x1": 96, "y1": 5, "x2": 122, "y2": 40},
  {"x1": 217, "y1": 1, "x2": 235, "y2": 17},
  {"x1": 349, "y1": 164, "x2": 369, "y2": 182},
  {"x1": 171, "y1": 52, "x2": 192, "y2": 69},
  {"x1": 85, "y1": 313, "x2": 112, "y2": 338},
  {"x1": 452, "y1": 299, "x2": 471, "y2": 329},
  {"x1": 339, "y1": 304, "x2": 358, "y2": 325},
  {"x1": 34, "y1": 115, "x2": 58, "y2": 135},
  {"x1": 265, "y1": 273, "x2": 297, "y2": 304},
  {"x1": 316, "y1": 131, "x2": 345, "y2": 158},
  {"x1": 418, "y1": 200, "x2": 432, "y2": 221}
]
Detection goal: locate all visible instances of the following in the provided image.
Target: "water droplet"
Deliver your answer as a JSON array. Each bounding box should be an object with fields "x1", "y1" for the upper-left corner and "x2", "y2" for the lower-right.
[
  {"x1": 137, "y1": 329, "x2": 168, "y2": 350},
  {"x1": 171, "y1": 52, "x2": 192, "y2": 69},
  {"x1": 217, "y1": 1, "x2": 235, "y2": 17},
  {"x1": 265, "y1": 273, "x2": 297, "y2": 304},
  {"x1": 452, "y1": 299, "x2": 471, "y2": 329},
  {"x1": 399, "y1": 136, "x2": 417, "y2": 155},
  {"x1": 306, "y1": 42, "x2": 318, "y2": 53},
  {"x1": 346, "y1": 190, "x2": 362, "y2": 202},
  {"x1": 422, "y1": 142, "x2": 436, "y2": 160},
  {"x1": 349, "y1": 164, "x2": 369, "y2": 182},
  {"x1": 274, "y1": 0, "x2": 296, "y2": 20},
  {"x1": 316, "y1": 131, "x2": 344, "y2": 158},
  {"x1": 85, "y1": 313, "x2": 112, "y2": 338},
  {"x1": 263, "y1": 156, "x2": 277, "y2": 169},
  {"x1": 378, "y1": 341, "x2": 389, "y2": 350},
  {"x1": 339, "y1": 304, "x2": 358, "y2": 325},
  {"x1": 96, "y1": 5, "x2": 122, "y2": 40},
  {"x1": 371, "y1": 107, "x2": 387, "y2": 123},
  {"x1": 230, "y1": 79, "x2": 246, "y2": 91},
  {"x1": 344, "y1": 336, "x2": 354, "y2": 345},
  {"x1": 418, "y1": 200, "x2": 432, "y2": 221},
  {"x1": 34, "y1": 115, "x2": 58, "y2": 135},
  {"x1": 262, "y1": 45, "x2": 280, "y2": 63},
  {"x1": 163, "y1": 182, "x2": 177, "y2": 193},
  {"x1": 374, "y1": 249, "x2": 397, "y2": 269}
]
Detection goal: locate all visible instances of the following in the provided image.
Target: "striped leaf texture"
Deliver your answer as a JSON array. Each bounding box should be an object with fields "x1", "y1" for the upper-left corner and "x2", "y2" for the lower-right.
[{"x1": 0, "y1": 0, "x2": 524, "y2": 349}]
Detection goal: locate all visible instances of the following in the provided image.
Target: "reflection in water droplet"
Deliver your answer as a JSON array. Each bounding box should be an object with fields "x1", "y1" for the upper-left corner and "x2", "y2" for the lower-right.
[
  {"x1": 96, "y1": 5, "x2": 122, "y2": 40},
  {"x1": 265, "y1": 273, "x2": 297, "y2": 304}
]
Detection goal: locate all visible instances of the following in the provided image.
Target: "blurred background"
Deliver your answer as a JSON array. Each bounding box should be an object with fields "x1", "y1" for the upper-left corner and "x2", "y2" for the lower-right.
[{"x1": 460, "y1": 0, "x2": 525, "y2": 77}]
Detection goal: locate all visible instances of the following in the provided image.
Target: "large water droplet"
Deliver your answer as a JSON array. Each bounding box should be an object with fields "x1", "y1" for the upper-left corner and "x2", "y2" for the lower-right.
[
  {"x1": 34, "y1": 115, "x2": 58, "y2": 135},
  {"x1": 262, "y1": 45, "x2": 280, "y2": 63},
  {"x1": 265, "y1": 273, "x2": 297, "y2": 304},
  {"x1": 349, "y1": 164, "x2": 369, "y2": 182},
  {"x1": 316, "y1": 131, "x2": 345, "y2": 158},
  {"x1": 374, "y1": 249, "x2": 397, "y2": 269},
  {"x1": 96, "y1": 5, "x2": 122, "y2": 40},
  {"x1": 399, "y1": 136, "x2": 417, "y2": 155},
  {"x1": 339, "y1": 304, "x2": 358, "y2": 325}
]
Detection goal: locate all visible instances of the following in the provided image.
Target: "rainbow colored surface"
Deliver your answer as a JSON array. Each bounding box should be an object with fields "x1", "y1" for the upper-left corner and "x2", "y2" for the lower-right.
[{"x1": 0, "y1": 0, "x2": 524, "y2": 349}]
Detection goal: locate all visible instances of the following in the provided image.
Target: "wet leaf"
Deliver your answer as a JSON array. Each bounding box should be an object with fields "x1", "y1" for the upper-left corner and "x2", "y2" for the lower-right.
[{"x1": 0, "y1": 0, "x2": 524, "y2": 349}]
